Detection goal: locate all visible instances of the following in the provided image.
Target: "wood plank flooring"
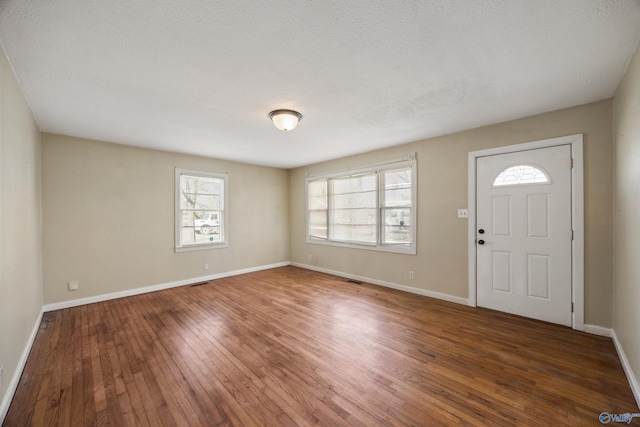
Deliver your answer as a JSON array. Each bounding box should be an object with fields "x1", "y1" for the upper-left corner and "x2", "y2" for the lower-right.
[{"x1": 4, "y1": 266, "x2": 637, "y2": 426}]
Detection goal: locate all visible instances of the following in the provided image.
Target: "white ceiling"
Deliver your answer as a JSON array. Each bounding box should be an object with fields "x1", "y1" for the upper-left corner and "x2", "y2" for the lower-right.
[{"x1": 1, "y1": 1, "x2": 639, "y2": 168}]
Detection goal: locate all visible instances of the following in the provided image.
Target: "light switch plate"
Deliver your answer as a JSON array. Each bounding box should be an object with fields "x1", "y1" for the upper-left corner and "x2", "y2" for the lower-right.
[{"x1": 458, "y1": 209, "x2": 469, "y2": 218}]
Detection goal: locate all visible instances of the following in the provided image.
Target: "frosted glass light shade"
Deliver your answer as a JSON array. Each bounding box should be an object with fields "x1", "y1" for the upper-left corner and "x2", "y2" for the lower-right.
[{"x1": 268, "y1": 109, "x2": 302, "y2": 131}]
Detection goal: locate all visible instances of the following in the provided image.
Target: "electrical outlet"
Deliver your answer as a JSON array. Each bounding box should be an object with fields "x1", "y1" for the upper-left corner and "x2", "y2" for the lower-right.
[
  {"x1": 204, "y1": 263, "x2": 209, "y2": 270},
  {"x1": 409, "y1": 271, "x2": 414, "y2": 279},
  {"x1": 457, "y1": 209, "x2": 469, "y2": 218},
  {"x1": 68, "y1": 280, "x2": 79, "y2": 291}
]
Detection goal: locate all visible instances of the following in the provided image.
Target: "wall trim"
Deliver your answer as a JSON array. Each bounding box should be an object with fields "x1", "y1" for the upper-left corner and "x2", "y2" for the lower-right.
[
  {"x1": 583, "y1": 325, "x2": 639, "y2": 409},
  {"x1": 43, "y1": 261, "x2": 291, "y2": 312},
  {"x1": 583, "y1": 324, "x2": 612, "y2": 337},
  {"x1": 0, "y1": 308, "x2": 44, "y2": 424},
  {"x1": 611, "y1": 329, "x2": 640, "y2": 409},
  {"x1": 291, "y1": 262, "x2": 469, "y2": 306}
]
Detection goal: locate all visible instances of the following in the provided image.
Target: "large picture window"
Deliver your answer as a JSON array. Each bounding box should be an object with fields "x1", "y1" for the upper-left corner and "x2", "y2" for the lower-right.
[
  {"x1": 306, "y1": 158, "x2": 416, "y2": 254},
  {"x1": 176, "y1": 169, "x2": 228, "y2": 251}
]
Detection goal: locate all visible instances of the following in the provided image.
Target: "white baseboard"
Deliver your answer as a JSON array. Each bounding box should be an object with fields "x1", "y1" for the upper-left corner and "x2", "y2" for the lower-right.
[
  {"x1": 43, "y1": 261, "x2": 291, "y2": 312},
  {"x1": 611, "y1": 329, "x2": 640, "y2": 410},
  {"x1": 583, "y1": 324, "x2": 612, "y2": 337},
  {"x1": 0, "y1": 308, "x2": 44, "y2": 424},
  {"x1": 291, "y1": 262, "x2": 469, "y2": 306},
  {"x1": 583, "y1": 325, "x2": 639, "y2": 409}
]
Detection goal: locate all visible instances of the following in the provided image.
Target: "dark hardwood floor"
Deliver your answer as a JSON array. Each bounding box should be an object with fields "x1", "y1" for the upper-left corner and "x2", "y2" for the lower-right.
[{"x1": 4, "y1": 266, "x2": 637, "y2": 426}]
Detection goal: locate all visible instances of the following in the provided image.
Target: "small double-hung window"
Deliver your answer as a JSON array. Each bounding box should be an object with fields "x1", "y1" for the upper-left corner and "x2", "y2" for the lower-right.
[
  {"x1": 306, "y1": 157, "x2": 416, "y2": 254},
  {"x1": 175, "y1": 169, "x2": 228, "y2": 251}
]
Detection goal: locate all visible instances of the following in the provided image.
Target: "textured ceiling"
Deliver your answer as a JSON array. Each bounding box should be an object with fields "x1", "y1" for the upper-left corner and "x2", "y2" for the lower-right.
[{"x1": 1, "y1": 1, "x2": 640, "y2": 168}]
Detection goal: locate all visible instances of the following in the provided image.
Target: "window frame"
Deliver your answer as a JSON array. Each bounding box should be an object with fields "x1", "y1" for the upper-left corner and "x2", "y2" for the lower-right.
[
  {"x1": 175, "y1": 168, "x2": 229, "y2": 252},
  {"x1": 306, "y1": 158, "x2": 417, "y2": 255}
]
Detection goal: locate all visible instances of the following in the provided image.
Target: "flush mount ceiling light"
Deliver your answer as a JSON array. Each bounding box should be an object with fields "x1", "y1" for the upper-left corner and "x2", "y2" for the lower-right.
[{"x1": 268, "y1": 109, "x2": 303, "y2": 132}]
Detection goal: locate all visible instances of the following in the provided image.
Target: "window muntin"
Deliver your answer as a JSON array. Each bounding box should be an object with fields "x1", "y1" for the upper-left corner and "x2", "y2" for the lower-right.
[
  {"x1": 176, "y1": 169, "x2": 228, "y2": 251},
  {"x1": 493, "y1": 164, "x2": 549, "y2": 187},
  {"x1": 306, "y1": 159, "x2": 416, "y2": 254}
]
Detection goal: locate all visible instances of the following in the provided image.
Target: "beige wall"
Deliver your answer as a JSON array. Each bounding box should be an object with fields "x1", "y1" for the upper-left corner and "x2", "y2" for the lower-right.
[
  {"x1": 0, "y1": 46, "x2": 43, "y2": 413},
  {"x1": 613, "y1": 42, "x2": 640, "y2": 401},
  {"x1": 290, "y1": 100, "x2": 614, "y2": 327},
  {"x1": 42, "y1": 134, "x2": 289, "y2": 304}
]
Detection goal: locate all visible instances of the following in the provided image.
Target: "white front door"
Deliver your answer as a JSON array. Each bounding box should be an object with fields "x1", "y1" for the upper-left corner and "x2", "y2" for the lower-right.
[{"x1": 476, "y1": 145, "x2": 572, "y2": 326}]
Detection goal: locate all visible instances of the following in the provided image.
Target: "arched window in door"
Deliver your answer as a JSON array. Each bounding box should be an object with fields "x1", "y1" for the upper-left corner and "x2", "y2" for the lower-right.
[{"x1": 492, "y1": 164, "x2": 549, "y2": 187}]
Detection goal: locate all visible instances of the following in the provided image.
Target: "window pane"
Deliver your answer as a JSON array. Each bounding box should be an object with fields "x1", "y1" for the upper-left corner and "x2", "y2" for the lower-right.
[
  {"x1": 180, "y1": 176, "x2": 224, "y2": 210},
  {"x1": 308, "y1": 180, "x2": 328, "y2": 210},
  {"x1": 327, "y1": 173, "x2": 378, "y2": 243},
  {"x1": 308, "y1": 180, "x2": 327, "y2": 198},
  {"x1": 330, "y1": 208, "x2": 377, "y2": 225},
  {"x1": 308, "y1": 179, "x2": 328, "y2": 239},
  {"x1": 331, "y1": 224, "x2": 376, "y2": 243},
  {"x1": 332, "y1": 173, "x2": 376, "y2": 194},
  {"x1": 180, "y1": 210, "x2": 224, "y2": 245},
  {"x1": 309, "y1": 210, "x2": 327, "y2": 239},
  {"x1": 382, "y1": 168, "x2": 412, "y2": 244},
  {"x1": 383, "y1": 208, "x2": 411, "y2": 244},
  {"x1": 190, "y1": 194, "x2": 222, "y2": 210},
  {"x1": 383, "y1": 188, "x2": 412, "y2": 207},
  {"x1": 493, "y1": 165, "x2": 549, "y2": 186},
  {"x1": 331, "y1": 191, "x2": 376, "y2": 209},
  {"x1": 309, "y1": 210, "x2": 327, "y2": 225},
  {"x1": 383, "y1": 226, "x2": 411, "y2": 244},
  {"x1": 309, "y1": 225, "x2": 327, "y2": 239},
  {"x1": 384, "y1": 169, "x2": 411, "y2": 187},
  {"x1": 330, "y1": 207, "x2": 376, "y2": 243},
  {"x1": 309, "y1": 195, "x2": 327, "y2": 210},
  {"x1": 383, "y1": 168, "x2": 412, "y2": 207}
]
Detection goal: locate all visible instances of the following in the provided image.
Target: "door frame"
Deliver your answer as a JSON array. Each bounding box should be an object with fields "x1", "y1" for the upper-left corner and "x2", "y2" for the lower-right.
[{"x1": 467, "y1": 134, "x2": 584, "y2": 331}]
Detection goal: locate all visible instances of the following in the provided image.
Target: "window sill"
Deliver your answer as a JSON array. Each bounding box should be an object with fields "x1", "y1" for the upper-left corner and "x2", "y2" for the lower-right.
[
  {"x1": 175, "y1": 243, "x2": 229, "y2": 253},
  {"x1": 306, "y1": 238, "x2": 416, "y2": 255}
]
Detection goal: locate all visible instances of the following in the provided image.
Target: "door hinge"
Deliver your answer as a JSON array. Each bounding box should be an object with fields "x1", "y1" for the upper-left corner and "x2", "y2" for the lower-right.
[
  {"x1": 571, "y1": 302, "x2": 574, "y2": 313},
  {"x1": 570, "y1": 158, "x2": 574, "y2": 169},
  {"x1": 570, "y1": 229, "x2": 574, "y2": 240}
]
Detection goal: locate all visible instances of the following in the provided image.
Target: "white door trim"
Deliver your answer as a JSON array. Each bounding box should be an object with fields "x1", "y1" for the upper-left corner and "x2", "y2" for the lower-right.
[{"x1": 467, "y1": 134, "x2": 584, "y2": 331}]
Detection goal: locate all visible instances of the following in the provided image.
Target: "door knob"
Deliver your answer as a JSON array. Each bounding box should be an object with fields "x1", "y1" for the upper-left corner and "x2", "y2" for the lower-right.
[
  {"x1": 478, "y1": 229, "x2": 485, "y2": 234},
  {"x1": 478, "y1": 240, "x2": 485, "y2": 245}
]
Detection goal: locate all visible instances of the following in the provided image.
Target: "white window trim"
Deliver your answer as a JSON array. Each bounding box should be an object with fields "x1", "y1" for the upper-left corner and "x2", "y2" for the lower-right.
[
  {"x1": 306, "y1": 156, "x2": 417, "y2": 255},
  {"x1": 175, "y1": 168, "x2": 229, "y2": 252}
]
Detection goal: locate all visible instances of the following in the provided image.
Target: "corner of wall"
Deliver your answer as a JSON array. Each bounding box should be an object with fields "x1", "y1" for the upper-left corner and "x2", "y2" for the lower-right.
[{"x1": 0, "y1": 41, "x2": 45, "y2": 425}]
